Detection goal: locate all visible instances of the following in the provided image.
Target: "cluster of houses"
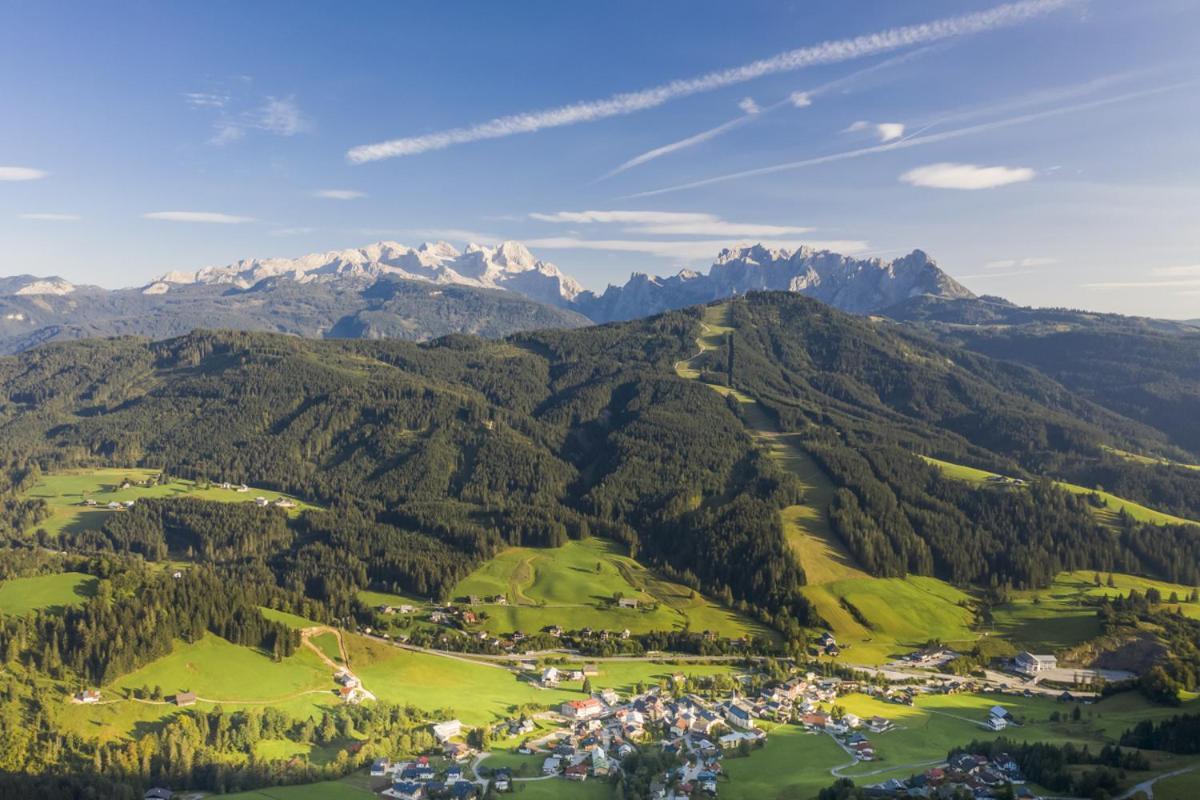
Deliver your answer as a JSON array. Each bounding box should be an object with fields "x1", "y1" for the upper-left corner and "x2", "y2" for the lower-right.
[
  {"x1": 82, "y1": 497, "x2": 135, "y2": 510},
  {"x1": 372, "y1": 756, "x2": 478, "y2": 800},
  {"x1": 254, "y1": 495, "x2": 297, "y2": 509},
  {"x1": 537, "y1": 663, "x2": 601, "y2": 687},
  {"x1": 336, "y1": 670, "x2": 368, "y2": 704},
  {"x1": 866, "y1": 751, "x2": 1036, "y2": 799}
]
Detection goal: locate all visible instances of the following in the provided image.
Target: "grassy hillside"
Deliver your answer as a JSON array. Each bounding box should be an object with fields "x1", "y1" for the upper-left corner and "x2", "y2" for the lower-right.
[
  {"x1": 921, "y1": 456, "x2": 1198, "y2": 528},
  {"x1": 451, "y1": 537, "x2": 773, "y2": 639},
  {"x1": 0, "y1": 571, "x2": 97, "y2": 615},
  {"x1": 800, "y1": 576, "x2": 978, "y2": 664},
  {"x1": 991, "y1": 570, "x2": 1200, "y2": 653},
  {"x1": 23, "y1": 467, "x2": 314, "y2": 537}
]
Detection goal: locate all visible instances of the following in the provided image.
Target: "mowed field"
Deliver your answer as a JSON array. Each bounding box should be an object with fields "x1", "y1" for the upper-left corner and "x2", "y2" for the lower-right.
[
  {"x1": 450, "y1": 537, "x2": 773, "y2": 640},
  {"x1": 800, "y1": 576, "x2": 979, "y2": 664},
  {"x1": 921, "y1": 456, "x2": 1199, "y2": 528},
  {"x1": 0, "y1": 571, "x2": 98, "y2": 615},
  {"x1": 22, "y1": 468, "x2": 315, "y2": 537}
]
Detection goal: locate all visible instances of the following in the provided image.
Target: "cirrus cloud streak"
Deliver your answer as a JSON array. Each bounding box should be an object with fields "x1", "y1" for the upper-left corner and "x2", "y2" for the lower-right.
[
  {"x1": 143, "y1": 211, "x2": 256, "y2": 224},
  {"x1": 347, "y1": 0, "x2": 1073, "y2": 163}
]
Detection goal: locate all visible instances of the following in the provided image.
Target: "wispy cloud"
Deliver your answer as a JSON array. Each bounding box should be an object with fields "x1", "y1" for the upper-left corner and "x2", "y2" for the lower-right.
[
  {"x1": 738, "y1": 97, "x2": 761, "y2": 115},
  {"x1": 1085, "y1": 277, "x2": 1200, "y2": 290},
  {"x1": 18, "y1": 213, "x2": 79, "y2": 221},
  {"x1": 188, "y1": 82, "x2": 309, "y2": 145},
  {"x1": 523, "y1": 236, "x2": 869, "y2": 261},
  {"x1": 985, "y1": 256, "x2": 1058, "y2": 269},
  {"x1": 143, "y1": 211, "x2": 256, "y2": 224},
  {"x1": 184, "y1": 91, "x2": 229, "y2": 109},
  {"x1": 254, "y1": 96, "x2": 307, "y2": 136},
  {"x1": 846, "y1": 120, "x2": 906, "y2": 142},
  {"x1": 529, "y1": 209, "x2": 812, "y2": 237},
  {"x1": 313, "y1": 189, "x2": 366, "y2": 200},
  {"x1": 957, "y1": 269, "x2": 1037, "y2": 280},
  {"x1": 600, "y1": 48, "x2": 937, "y2": 181},
  {"x1": 627, "y1": 81, "x2": 1188, "y2": 198},
  {"x1": 0, "y1": 166, "x2": 47, "y2": 181},
  {"x1": 901, "y1": 162, "x2": 1035, "y2": 190},
  {"x1": 347, "y1": 0, "x2": 1074, "y2": 163},
  {"x1": 600, "y1": 116, "x2": 754, "y2": 180},
  {"x1": 1150, "y1": 264, "x2": 1200, "y2": 277}
]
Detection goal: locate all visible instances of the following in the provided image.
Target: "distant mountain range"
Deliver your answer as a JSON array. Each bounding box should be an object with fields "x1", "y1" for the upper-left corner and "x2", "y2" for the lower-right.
[
  {"x1": 0, "y1": 240, "x2": 977, "y2": 352},
  {"x1": 573, "y1": 245, "x2": 973, "y2": 321}
]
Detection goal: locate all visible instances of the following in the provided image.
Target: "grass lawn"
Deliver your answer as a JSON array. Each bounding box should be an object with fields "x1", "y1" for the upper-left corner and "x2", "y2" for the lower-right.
[
  {"x1": 220, "y1": 777, "x2": 376, "y2": 799},
  {"x1": 0, "y1": 571, "x2": 97, "y2": 615},
  {"x1": 800, "y1": 576, "x2": 979, "y2": 664},
  {"x1": 921, "y1": 456, "x2": 1198, "y2": 528},
  {"x1": 991, "y1": 571, "x2": 1200, "y2": 653},
  {"x1": 505, "y1": 780, "x2": 613, "y2": 800},
  {"x1": 310, "y1": 632, "x2": 345, "y2": 664},
  {"x1": 260, "y1": 607, "x2": 323, "y2": 629},
  {"x1": 451, "y1": 537, "x2": 771, "y2": 640},
  {"x1": 253, "y1": 739, "x2": 342, "y2": 766},
  {"x1": 22, "y1": 468, "x2": 315, "y2": 537},
  {"x1": 720, "y1": 724, "x2": 848, "y2": 800}
]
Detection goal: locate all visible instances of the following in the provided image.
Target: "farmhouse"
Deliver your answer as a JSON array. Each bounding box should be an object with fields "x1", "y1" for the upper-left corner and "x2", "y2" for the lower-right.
[
  {"x1": 617, "y1": 597, "x2": 639, "y2": 609},
  {"x1": 74, "y1": 689, "x2": 101, "y2": 704},
  {"x1": 1015, "y1": 651, "x2": 1057, "y2": 674},
  {"x1": 174, "y1": 691, "x2": 197, "y2": 707}
]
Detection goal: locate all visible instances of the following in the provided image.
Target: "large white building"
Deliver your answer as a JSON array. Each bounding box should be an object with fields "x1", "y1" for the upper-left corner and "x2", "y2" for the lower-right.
[{"x1": 1015, "y1": 651, "x2": 1057, "y2": 675}]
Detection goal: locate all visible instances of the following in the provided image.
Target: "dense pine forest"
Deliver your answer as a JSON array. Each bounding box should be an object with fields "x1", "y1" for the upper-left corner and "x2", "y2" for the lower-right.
[{"x1": 0, "y1": 293, "x2": 1197, "y2": 617}]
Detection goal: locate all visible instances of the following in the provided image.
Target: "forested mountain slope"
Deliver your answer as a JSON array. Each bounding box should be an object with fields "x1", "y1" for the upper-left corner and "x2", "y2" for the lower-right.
[
  {"x1": 886, "y1": 294, "x2": 1200, "y2": 458},
  {"x1": 1, "y1": 291, "x2": 1197, "y2": 611}
]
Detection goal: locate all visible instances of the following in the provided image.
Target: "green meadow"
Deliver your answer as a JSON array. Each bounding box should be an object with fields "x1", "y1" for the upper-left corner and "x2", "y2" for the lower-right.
[
  {"x1": 720, "y1": 724, "x2": 850, "y2": 800},
  {"x1": 22, "y1": 467, "x2": 315, "y2": 537},
  {"x1": 800, "y1": 576, "x2": 979, "y2": 664},
  {"x1": 450, "y1": 537, "x2": 772, "y2": 640},
  {"x1": 0, "y1": 571, "x2": 97, "y2": 615},
  {"x1": 347, "y1": 633, "x2": 737, "y2": 726},
  {"x1": 221, "y1": 777, "x2": 376, "y2": 799},
  {"x1": 260, "y1": 606, "x2": 323, "y2": 630},
  {"x1": 991, "y1": 570, "x2": 1200, "y2": 652}
]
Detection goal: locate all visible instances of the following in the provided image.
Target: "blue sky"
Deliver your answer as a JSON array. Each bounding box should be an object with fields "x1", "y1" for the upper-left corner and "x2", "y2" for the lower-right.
[{"x1": 2, "y1": 0, "x2": 1198, "y2": 317}]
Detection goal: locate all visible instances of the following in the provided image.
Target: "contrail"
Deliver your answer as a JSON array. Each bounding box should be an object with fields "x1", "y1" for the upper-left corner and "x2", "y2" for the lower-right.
[
  {"x1": 598, "y1": 46, "x2": 939, "y2": 181},
  {"x1": 347, "y1": 0, "x2": 1076, "y2": 164},
  {"x1": 623, "y1": 82, "x2": 1190, "y2": 198}
]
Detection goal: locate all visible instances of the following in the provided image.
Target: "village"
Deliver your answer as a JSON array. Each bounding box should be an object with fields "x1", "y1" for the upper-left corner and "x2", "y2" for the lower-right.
[{"x1": 364, "y1": 644, "x2": 1051, "y2": 800}]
